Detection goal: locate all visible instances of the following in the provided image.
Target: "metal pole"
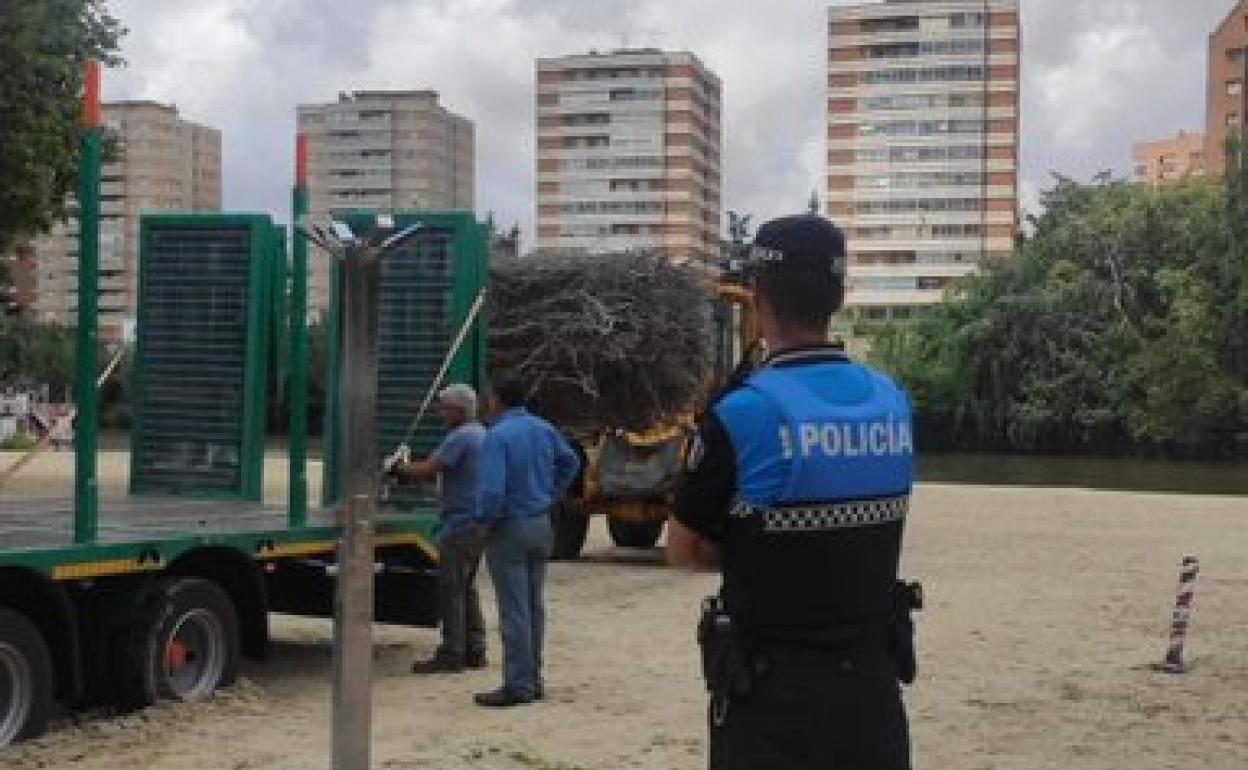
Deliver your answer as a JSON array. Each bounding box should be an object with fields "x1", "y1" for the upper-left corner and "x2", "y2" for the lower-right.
[
  {"x1": 331, "y1": 246, "x2": 380, "y2": 770},
  {"x1": 74, "y1": 60, "x2": 102, "y2": 545},
  {"x1": 288, "y1": 134, "x2": 310, "y2": 528},
  {"x1": 1158, "y1": 556, "x2": 1200, "y2": 674},
  {"x1": 323, "y1": 262, "x2": 343, "y2": 506}
]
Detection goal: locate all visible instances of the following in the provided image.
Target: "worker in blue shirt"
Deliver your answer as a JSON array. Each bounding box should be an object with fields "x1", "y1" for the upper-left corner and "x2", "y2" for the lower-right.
[
  {"x1": 472, "y1": 373, "x2": 580, "y2": 708},
  {"x1": 669, "y1": 214, "x2": 920, "y2": 769},
  {"x1": 387, "y1": 384, "x2": 489, "y2": 675}
]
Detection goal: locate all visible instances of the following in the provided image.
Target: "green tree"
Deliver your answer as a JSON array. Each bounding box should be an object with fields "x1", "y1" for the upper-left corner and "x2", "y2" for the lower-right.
[
  {"x1": 0, "y1": 317, "x2": 76, "y2": 390},
  {"x1": 869, "y1": 171, "x2": 1248, "y2": 457},
  {"x1": 0, "y1": 0, "x2": 125, "y2": 252}
]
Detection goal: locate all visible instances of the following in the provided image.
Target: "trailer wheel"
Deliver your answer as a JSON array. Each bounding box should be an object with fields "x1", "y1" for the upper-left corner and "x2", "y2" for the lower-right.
[
  {"x1": 0, "y1": 608, "x2": 54, "y2": 747},
  {"x1": 607, "y1": 518, "x2": 665, "y2": 549},
  {"x1": 111, "y1": 578, "x2": 240, "y2": 712},
  {"x1": 550, "y1": 501, "x2": 589, "y2": 561}
]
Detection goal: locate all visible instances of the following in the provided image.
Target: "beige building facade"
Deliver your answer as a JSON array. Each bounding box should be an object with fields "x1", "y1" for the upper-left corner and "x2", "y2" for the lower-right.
[
  {"x1": 30, "y1": 101, "x2": 221, "y2": 339},
  {"x1": 535, "y1": 49, "x2": 722, "y2": 263},
  {"x1": 827, "y1": 0, "x2": 1020, "y2": 322},
  {"x1": 1133, "y1": 131, "x2": 1206, "y2": 186},
  {"x1": 296, "y1": 90, "x2": 475, "y2": 311},
  {"x1": 1207, "y1": 0, "x2": 1248, "y2": 176}
]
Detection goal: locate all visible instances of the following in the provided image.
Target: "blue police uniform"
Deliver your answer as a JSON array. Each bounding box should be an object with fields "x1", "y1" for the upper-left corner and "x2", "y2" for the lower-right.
[
  {"x1": 676, "y1": 344, "x2": 916, "y2": 770},
  {"x1": 676, "y1": 212, "x2": 916, "y2": 769}
]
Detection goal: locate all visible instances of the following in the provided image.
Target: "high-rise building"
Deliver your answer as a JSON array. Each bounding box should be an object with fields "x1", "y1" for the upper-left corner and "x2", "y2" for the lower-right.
[
  {"x1": 297, "y1": 90, "x2": 475, "y2": 311},
  {"x1": 1, "y1": 243, "x2": 37, "y2": 318},
  {"x1": 535, "y1": 49, "x2": 722, "y2": 263},
  {"x1": 29, "y1": 101, "x2": 221, "y2": 339},
  {"x1": 827, "y1": 0, "x2": 1020, "y2": 323},
  {"x1": 1133, "y1": 131, "x2": 1207, "y2": 186},
  {"x1": 1207, "y1": 0, "x2": 1248, "y2": 176}
]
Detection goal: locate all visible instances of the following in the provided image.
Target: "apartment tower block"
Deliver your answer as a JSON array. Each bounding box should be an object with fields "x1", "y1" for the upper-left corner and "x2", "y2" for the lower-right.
[
  {"x1": 297, "y1": 90, "x2": 475, "y2": 311},
  {"x1": 29, "y1": 101, "x2": 221, "y2": 339},
  {"x1": 1208, "y1": 0, "x2": 1248, "y2": 176},
  {"x1": 827, "y1": 0, "x2": 1021, "y2": 322},
  {"x1": 535, "y1": 49, "x2": 722, "y2": 262}
]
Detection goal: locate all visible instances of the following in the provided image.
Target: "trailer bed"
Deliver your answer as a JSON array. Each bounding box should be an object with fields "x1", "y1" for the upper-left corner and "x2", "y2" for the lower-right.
[{"x1": 0, "y1": 497, "x2": 439, "y2": 579}]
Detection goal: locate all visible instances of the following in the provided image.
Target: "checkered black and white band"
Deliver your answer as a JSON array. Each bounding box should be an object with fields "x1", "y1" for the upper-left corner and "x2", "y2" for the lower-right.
[{"x1": 735, "y1": 495, "x2": 909, "y2": 533}]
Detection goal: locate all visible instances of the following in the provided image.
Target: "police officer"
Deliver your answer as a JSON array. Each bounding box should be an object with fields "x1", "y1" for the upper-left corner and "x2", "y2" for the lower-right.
[{"x1": 668, "y1": 214, "x2": 917, "y2": 770}]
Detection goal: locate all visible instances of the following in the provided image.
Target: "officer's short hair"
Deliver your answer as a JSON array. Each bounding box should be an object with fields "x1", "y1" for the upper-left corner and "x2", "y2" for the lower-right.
[
  {"x1": 750, "y1": 215, "x2": 847, "y2": 331},
  {"x1": 438, "y1": 383, "x2": 477, "y2": 419},
  {"x1": 491, "y1": 372, "x2": 527, "y2": 409}
]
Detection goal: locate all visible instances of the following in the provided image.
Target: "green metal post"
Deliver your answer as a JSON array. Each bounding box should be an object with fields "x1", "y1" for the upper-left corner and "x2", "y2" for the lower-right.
[
  {"x1": 288, "y1": 134, "x2": 310, "y2": 526},
  {"x1": 323, "y1": 258, "x2": 343, "y2": 506},
  {"x1": 74, "y1": 61, "x2": 102, "y2": 544}
]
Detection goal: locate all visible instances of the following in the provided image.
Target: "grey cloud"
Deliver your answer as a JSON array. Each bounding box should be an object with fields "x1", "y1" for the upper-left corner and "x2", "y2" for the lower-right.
[{"x1": 100, "y1": 0, "x2": 1240, "y2": 244}]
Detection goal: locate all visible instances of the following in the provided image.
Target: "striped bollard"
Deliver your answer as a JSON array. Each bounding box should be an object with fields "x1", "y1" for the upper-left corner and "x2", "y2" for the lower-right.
[{"x1": 1158, "y1": 556, "x2": 1200, "y2": 674}]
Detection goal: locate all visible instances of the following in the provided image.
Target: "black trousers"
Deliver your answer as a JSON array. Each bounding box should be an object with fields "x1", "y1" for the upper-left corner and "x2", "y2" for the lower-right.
[{"x1": 709, "y1": 645, "x2": 910, "y2": 770}]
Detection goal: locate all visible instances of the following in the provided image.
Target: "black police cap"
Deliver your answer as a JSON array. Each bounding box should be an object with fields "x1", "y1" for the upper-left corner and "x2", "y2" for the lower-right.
[{"x1": 747, "y1": 214, "x2": 848, "y2": 280}]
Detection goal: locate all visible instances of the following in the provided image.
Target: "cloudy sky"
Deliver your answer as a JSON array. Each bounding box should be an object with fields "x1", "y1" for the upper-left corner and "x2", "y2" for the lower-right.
[{"x1": 102, "y1": 0, "x2": 1237, "y2": 246}]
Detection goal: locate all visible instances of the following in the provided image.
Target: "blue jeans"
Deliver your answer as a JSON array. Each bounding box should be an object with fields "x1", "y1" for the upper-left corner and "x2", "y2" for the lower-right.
[{"x1": 485, "y1": 514, "x2": 553, "y2": 698}]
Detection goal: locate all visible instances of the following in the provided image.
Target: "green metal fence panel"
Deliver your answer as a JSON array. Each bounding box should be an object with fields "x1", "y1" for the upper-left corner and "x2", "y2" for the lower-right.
[
  {"x1": 323, "y1": 211, "x2": 487, "y2": 510},
  {"x1": 129, "y1": 214, "x2": 274, "y2": 501}
]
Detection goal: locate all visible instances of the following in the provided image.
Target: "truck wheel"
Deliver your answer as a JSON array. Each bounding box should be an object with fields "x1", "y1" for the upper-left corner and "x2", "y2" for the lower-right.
[
  {"x1": 550, "y1": 501, "x2": 589, "y2": 561},
  {"x1": 111, "y1": 578, "x2": 240, "y2": 712},
  {"x1": 607, "y1": 518, "x2": 665, "y2": 549},
  {"x1": 0, "y1": 608, "x2": 54, "y2": 747}
]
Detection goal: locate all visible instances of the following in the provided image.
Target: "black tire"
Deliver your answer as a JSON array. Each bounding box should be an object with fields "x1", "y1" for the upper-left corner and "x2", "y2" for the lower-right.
[
  {"x1": 607, "y1": 518, "x2": 665, "y2": 549},
  {"x1": 0, "y1": 608, "x2": 55, "y2": 747},
  {"x1": 110, "y1": 577, "x2": 241, "y2": 712},
  {"x1": 550, "y1": 501, "x2": 590, "y2": 561}
]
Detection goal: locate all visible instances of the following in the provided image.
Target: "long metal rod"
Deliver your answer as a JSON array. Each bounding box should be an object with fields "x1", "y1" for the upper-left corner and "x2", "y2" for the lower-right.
[
  {"x1": 74, "y1": 60, "x2": 102, "y2": 545},
  {"x1": 288, "y1": 134, "x2": 310, "y2": 528},
  {"x1": 393, "y1": 289, "x2": 487, "y2": 452}
]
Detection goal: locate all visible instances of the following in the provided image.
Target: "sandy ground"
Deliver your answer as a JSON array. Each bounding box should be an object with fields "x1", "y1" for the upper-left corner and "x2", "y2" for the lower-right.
[{"x1": 2, "y1": 451, "x2": 1247, "y2": 769}]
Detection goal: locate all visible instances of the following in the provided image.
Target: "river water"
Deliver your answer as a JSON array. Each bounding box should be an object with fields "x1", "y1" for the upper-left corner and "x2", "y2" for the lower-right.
[{"x1": 919, "y1": 453, "x2": 1248, "y2": 496}]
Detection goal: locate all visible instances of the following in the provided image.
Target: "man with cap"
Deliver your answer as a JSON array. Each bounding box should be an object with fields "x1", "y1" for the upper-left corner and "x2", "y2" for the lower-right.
[
  {"x1": 668, "y1": 214, "x2": 918, "y2": 769},
  {"x1": 388, "y1": 383, "x2": 490, "y2": 674}
]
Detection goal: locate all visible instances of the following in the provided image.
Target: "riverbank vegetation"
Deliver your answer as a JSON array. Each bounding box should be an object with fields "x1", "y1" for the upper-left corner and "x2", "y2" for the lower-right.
[{"x1": 869, "y1": 169, "x2": 1248, "y2": 458}]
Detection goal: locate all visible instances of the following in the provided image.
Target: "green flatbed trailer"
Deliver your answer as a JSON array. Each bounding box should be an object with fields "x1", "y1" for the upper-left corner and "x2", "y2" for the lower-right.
[
  {"x1": 0, "y1": 498, "x2": 442, "y2": 745},
  {"x1": 0, "y1": 98, "x2": 486, "y2": 745}
]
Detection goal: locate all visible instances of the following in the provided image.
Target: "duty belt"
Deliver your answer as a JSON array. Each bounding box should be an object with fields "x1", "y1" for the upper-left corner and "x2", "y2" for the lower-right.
[{"x1": 732, "y1": 494, "x2": 909, "y2": 533}]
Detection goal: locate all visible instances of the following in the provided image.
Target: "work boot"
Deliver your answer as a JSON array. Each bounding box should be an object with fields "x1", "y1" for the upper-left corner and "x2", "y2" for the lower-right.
[
  {"x1": 473, "y1": 688, "x2": 533, "y2": 708},
  {"x1": 411, "y1": 655, "x2": 464, "y2": 674}
]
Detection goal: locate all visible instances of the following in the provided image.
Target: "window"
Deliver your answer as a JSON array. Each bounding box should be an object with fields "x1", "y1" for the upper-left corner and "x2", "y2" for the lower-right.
[
  {"x1": 856, "y1": 277, "x2": 919, "y2": 292},
  {"x1": 610, "y1": 88, "x2": 662, "y2": 102},
  {"x1": 862, "y1": 39, "x2": 985, "y2": 59},
  {"x1": 860, "y1": 93, "x2": 984, "y2": 112},
  {"x1": 855, "y1": 198, "x2": 984, "y2": 215},
  {"x1": 1229, "y1": 80, "x2": 1243, "y2": 96},
  {"x1": 861, "y1": 16, "x2": 920, "y2": 33},
  {"x1": 558, "y1": 200, "x2": 665, "y2": 215},
  {"x1": 855, "y1": 145, "x2": 986, "y2": 164},
  {"x1": 859, "y1": 119, "x2": 989, "y2": 137},
  {"x1": 862, "y1": 65, "x2": 986, "y2": 85},
  {"x1": 855, "y1": 171, "x2": 988, "y2": 190}
]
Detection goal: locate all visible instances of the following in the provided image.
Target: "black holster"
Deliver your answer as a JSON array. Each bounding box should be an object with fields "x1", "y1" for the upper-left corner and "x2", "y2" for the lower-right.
[
  {"x1": 890, "y1": 580, "x2": 923, "y2": 686},
  {"x1": 698, "y1": 596, "x2": 755, "y2": 723}
]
